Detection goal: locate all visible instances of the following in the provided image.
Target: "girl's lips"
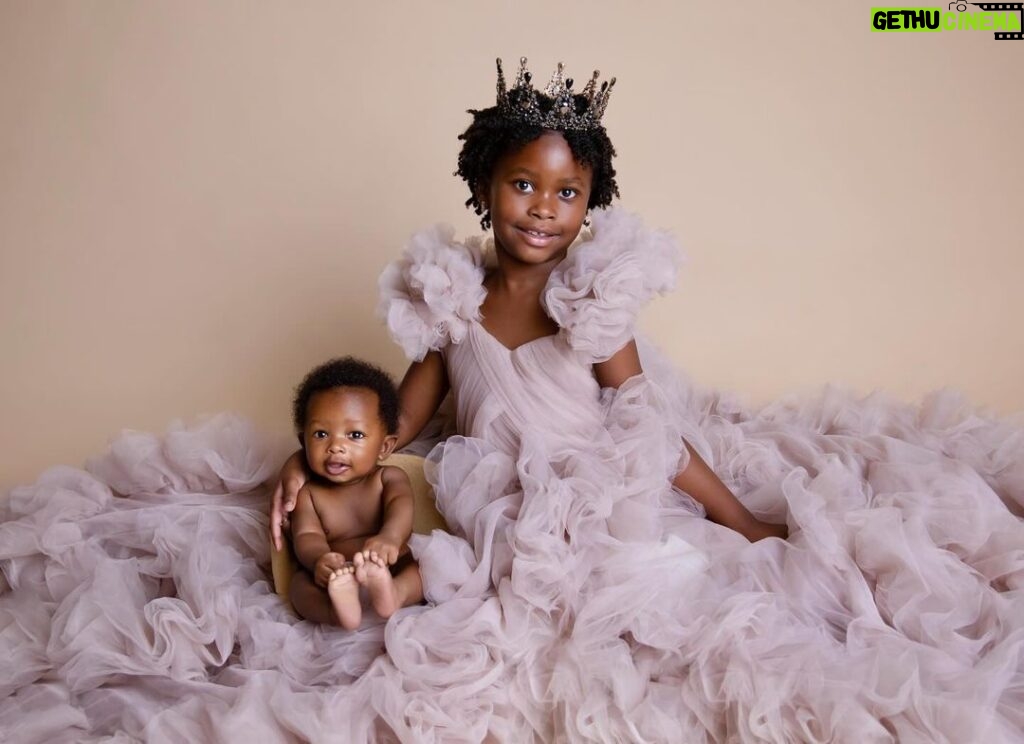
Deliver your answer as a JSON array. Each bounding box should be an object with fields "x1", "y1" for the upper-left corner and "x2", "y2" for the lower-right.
[
  {"x1": 517, "y1": 226, "x2": 558, "y2": 247},
  {"x1": 325, "y1": 462, "x2": 349, "y2": 475}
]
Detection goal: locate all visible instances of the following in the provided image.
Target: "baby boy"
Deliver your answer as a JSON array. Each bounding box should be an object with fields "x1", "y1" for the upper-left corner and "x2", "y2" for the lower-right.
[{"x1": 287, "y1": 357, "x2": 422, "y2": 629}]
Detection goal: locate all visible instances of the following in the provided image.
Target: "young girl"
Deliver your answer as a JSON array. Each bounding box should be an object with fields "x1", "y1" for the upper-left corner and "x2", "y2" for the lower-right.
[{"x1": 271, "y1": 57, "x2": 786, "y2": 550}]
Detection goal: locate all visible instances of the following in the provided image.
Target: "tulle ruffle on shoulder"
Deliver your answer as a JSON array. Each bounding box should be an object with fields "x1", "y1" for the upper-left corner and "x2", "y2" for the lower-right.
[
  {"x1": 378, "y1": 209, "x2": 680, "y2": 363},
  {"x1": 544, "y1": 208, "x2": 681, "y2": 362},
  {"x1": 377, "y1": 225, "x2": 487, "y2": 361}
]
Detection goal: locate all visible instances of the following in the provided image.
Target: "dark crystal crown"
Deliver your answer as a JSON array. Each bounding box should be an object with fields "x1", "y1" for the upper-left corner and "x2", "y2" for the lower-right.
[{"x1": 495, "y1": 57, "x2": 616, "y2": 132}]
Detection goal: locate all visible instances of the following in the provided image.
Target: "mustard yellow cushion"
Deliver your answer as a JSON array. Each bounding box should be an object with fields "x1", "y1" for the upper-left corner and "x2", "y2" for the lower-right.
[{"x1": 270, "y1": 453, "x2": 445, "y2": 603}]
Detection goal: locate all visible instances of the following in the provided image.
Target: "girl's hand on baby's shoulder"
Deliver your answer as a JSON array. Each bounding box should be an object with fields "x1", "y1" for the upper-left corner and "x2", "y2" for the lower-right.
[
  {"x1": 314, "y1": 552, "x2": 348, "y2": 587},
  {"x1": 270, "y1": 451, "x2": 309, "y2": 552}
]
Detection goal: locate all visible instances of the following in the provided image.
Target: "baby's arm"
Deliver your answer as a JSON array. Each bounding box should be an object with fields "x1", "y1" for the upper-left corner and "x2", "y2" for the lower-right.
[
  {"x1": 395, "y1": 351, "x2": 450, "y2": 450},
  {"x1": 361, "y1": 466, "x2": 415, "y2": 565},
  {"x1": 290, "y1": 486, "x2": 347, "y2": 586},
  {"x1": 593, "y1": 339, "x2": 787, "y2": 542}
]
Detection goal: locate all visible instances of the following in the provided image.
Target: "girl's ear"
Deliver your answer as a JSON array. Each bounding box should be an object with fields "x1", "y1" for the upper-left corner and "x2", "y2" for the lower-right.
[{"x1": 377, "y1": 435, "x2": 398, "y2": 463}]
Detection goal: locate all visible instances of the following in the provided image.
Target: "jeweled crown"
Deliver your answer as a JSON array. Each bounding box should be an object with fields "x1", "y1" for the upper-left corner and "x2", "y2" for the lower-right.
[{"x1": 495, "y1": 57, "x2": 616, "y2": 132}]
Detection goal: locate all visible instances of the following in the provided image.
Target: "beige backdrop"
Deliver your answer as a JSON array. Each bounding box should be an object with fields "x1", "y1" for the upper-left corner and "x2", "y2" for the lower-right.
[{"x1": 2, "y1": 1, "x2": 1022, "y2": 491}]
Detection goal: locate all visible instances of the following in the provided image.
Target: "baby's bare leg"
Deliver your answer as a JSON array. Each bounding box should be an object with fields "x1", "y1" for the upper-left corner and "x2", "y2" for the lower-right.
[
  {"x1": 391, "y1": 561, "x2": 424, "y2": 610},
  {"x1": 327, "y1": 565, "x2": 362, "y2": 630},
  {"x1": 354, "y1": 552, "x2": 423, "y2": 619},
  {"x1": 289, "y1": 570, "x2": 351, "y2": 626}
]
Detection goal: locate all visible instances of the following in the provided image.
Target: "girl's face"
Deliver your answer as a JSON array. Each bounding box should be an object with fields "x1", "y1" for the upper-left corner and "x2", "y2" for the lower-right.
[
  {"x1": 302, "y1": 387, "x2": 396, "y2": 485},
  {"x1": 485, "y1": 131, "x2": 592, "y2": 267}
]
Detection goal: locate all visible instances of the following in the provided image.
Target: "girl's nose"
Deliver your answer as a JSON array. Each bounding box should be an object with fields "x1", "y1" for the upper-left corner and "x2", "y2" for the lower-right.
[
  {"x1": 328, "y1": 439, "x2": 346, "y2": 453},
  {"x1": 529, "y1": 193, "x2": 556, "y2": 219}
]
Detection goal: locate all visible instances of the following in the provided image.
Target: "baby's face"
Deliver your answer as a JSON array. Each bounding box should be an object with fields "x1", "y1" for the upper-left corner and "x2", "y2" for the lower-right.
[{"x1": 302, "y1": 387, "x2": 393, "y2": 485}]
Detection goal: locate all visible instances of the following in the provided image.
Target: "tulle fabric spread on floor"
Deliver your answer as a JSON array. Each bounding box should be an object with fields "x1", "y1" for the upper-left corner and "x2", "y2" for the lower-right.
[{"x1": 3, "y1": 209, "x2": 1023, "y2": 742}]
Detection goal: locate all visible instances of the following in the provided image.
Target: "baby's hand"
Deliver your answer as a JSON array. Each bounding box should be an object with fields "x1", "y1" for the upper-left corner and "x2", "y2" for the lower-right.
[
  {"x1": 361, "y1": 535, "x2": 401, "y2": 565},
  {"x1": 314, "y1": 552, "x2": 348, "y2": 587}
]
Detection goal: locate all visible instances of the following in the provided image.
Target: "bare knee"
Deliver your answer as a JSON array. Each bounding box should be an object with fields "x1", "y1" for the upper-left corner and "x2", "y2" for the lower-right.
[
  {"x1": 393, "y1": 562, "x2": 424, "y2": 607},
  {"x1": 288, "y1": 570, "x2": 338, "y2": 625}
]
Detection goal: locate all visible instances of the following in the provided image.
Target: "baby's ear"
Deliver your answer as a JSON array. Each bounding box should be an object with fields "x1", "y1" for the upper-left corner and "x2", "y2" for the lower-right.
[{"x1": 378, "y1": 435, "x2": 398, "y2": 462}]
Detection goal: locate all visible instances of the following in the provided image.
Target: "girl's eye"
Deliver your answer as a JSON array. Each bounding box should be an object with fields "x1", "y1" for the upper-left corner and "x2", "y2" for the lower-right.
[
  {"x1": 313, "y1": 430, "x2": 328, "y2": 439},
  {"x1": 349, "y1": 431, "x2": 365, "y2": 440},
  {"x1": 559, "y1": 188, "x2": 578, "y2": 199},
  {"x1": 514, "y1": 180, "x2": 533, "y2": 193}
]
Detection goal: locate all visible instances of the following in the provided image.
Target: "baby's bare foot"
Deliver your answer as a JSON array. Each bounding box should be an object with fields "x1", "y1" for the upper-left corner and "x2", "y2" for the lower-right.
[
  {"x1": 327, "y1": 566, "x2": 361, "y2": 630},
  {"x1": 354, "y1": 550, "x2": 401, "y2": 619}
]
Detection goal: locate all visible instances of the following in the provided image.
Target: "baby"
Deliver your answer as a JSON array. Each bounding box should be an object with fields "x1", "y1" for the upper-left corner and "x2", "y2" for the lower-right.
[{"x1": 287, "y1": 357, "x2": 423, "y2": 629}]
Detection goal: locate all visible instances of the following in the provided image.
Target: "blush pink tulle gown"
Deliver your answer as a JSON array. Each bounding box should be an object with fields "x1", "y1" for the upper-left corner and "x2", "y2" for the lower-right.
[{"x1": 1, "y1": 208, "x2": 1022, "y2": 742}]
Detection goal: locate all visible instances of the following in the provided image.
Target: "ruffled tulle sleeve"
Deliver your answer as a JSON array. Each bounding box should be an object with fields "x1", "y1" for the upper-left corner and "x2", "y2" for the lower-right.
[
  {"x1": 542, "y1": 208, "x2": 681, "y2": 362},
  {"x1": 377, "y1": 225, "x2": 487, "y2": 362}
]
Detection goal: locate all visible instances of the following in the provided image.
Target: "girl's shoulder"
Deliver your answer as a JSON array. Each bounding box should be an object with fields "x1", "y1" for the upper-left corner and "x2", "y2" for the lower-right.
[
  {"x1": 377, "y1": 224, "x2": 488, "y2": 362},
  {"x1": 377, "y1": 209, "x2": 682, "y2": 362},
  {"x1": 543, "y1": 208, "x2": 681, "y2": 362}
]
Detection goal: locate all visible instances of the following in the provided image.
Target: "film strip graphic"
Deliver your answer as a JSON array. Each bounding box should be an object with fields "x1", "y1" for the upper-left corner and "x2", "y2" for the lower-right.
[{"x1": 966, "y1": 2, "x2": 1024, "y2": 39}]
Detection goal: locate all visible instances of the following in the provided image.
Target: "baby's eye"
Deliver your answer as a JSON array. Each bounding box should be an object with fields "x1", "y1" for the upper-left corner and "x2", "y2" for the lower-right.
[
  {"x1": 313, "y1": 430, "x2": 328, "y2": 439},
  {"x1": 514, "y1": 180, "x2": 533, "y2": 193},
  {"x1": 559, "y1": 188, "x2": 578, "y2": 199},
  {"x1": 349, "y1": 431, "x2": 365, "y2": 440}
]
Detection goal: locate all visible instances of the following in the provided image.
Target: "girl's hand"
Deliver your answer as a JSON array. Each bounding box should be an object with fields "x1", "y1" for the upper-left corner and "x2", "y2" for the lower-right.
[
  {"x1": 314, "y1": 552, "x2": 348, "y2": 587},
  {"x1": 270, "y1": 450, "x2": 308, "y2": 552},
  {"x1": 361, "y1": 535, "x2": 401, "y2": 565}
]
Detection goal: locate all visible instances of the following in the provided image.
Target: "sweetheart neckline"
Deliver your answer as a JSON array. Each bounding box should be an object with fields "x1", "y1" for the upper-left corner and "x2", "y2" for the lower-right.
[{"x1": 474, "y1": 321, "x2": 558, "y2": 354}]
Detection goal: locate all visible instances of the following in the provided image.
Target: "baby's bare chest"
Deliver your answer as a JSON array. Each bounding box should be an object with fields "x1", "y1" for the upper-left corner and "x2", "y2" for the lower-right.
[{"x1": 309, "y1": 485, "x2": 383, "y2": 540}]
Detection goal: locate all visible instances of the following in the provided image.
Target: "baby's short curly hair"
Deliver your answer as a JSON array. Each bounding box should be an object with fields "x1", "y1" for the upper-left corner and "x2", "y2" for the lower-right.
[
  {"x1": 292, "y1": 357, "x2": 400, "y2": 435},
  {"x1": 455, "y1": 98, "x2": 620, "y2": 230}
]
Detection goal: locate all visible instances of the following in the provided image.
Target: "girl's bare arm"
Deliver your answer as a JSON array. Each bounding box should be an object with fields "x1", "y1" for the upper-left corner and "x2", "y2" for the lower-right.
[
  {"x1": 270, "y1": 449, "x2": 309, "y2": 551},
  {"x1": 593, "y1": 339, "x2": 786, "y2": 542},
  {"x1": 395, "y1": 350, "x2": 450, "y2": 450}
]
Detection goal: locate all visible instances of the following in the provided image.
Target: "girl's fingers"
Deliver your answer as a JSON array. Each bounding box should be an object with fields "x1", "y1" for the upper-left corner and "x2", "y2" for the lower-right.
[
  {"x1": 270, "y1": 482, "x2": 284, "y2": 551},
  {"x1": 283, "y1": 481, "x2": 299, "y2": 511}
]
